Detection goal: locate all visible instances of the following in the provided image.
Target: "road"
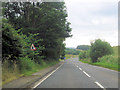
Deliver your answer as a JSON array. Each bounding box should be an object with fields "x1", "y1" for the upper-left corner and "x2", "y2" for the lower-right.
[{"x1": 34, "y1": 58, "x2": 119, "y2": 89}]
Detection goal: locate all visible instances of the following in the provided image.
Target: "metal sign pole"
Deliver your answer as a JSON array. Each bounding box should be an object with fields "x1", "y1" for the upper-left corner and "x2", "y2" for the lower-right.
[{"x1": 33, "y1": 51, "x2": 34, "y2": 61}]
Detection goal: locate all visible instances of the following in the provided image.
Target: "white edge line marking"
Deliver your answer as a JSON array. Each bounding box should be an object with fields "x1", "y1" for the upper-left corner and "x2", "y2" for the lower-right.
[
  {"x1": 79, "y1": 67, "x2": 82, "y2": 70},
  {"x1": 32, "y1": 64, "x2": 63, "y2": 88},
  {"x1": 95, "y1": 81, "x2": 104, "y2": 88},
  {"x1": 83, "y1": 71, "x2": 91, "y2": 77}
]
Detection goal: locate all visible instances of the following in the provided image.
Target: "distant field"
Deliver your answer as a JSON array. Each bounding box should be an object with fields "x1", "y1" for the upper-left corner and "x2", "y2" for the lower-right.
[
  {"x1": 79, "y1": 46, "x2": 120, "y2": 71},
  {"x1": 65, "y1": 54, "x2": 78, "y2": 59}
]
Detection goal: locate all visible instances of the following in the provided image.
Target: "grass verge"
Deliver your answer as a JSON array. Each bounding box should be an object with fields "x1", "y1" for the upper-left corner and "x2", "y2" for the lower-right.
[
  {"x1": 79, "y1": 46, "x2": 120, "y2": 71},
  {"x1": 2, "y1": 59, "x2": 59, "y2": 85},
  {"x1": 79, "y1": 58, "x2": 119, "y2": 71}
]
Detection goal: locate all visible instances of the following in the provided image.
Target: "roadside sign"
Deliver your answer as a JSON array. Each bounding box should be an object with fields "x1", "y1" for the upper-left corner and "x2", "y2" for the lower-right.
[{"x1": 31, "y1": 44, "x2": 37, "y2": 51}]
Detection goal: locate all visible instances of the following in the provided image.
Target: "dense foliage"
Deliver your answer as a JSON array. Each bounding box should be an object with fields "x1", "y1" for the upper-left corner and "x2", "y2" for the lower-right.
[
  {"x1": 79, "y1": 50, "x2": 89, "y2": 60},
  {"x1": 79, "y1": 46, "x2": 119, "y2": 71},
  {"x1": 2, "y1": 2, "x2": 72, "y2": 63},
  {"x1": 65, "y1": 48, "x2": 80, "y2": 55},
  {"x1": 2, "y1": 2, "x2": 72, "y2": 83},
  {"x1": 76, "y1": 45, "x2": 90, "y2": 50},
  {"x1": 79, "y1": 39, "x2": 113, "y2": 63},
  {"x1": 90, "y1": 39, "x2": 113, "y2": 62},
  {"x1": 2, "y1": 19, "x2": 44, "y2": 65}
]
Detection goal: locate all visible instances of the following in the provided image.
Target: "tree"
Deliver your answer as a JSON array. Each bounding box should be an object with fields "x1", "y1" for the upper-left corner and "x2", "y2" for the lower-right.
[
  {"x1": 2, "y1": 2, "x2": 72, "y2": 61},
  {"x1": 90, "y1": 39, "x2": 113, "y2": 62},
  {"x1": 2, "y1": 19, "x2": 44, "y2": 64}
]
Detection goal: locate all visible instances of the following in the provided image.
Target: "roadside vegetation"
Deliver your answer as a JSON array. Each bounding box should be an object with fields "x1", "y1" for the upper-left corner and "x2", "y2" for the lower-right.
[
  {"x1": 2, "y1": 59, "x2": 59, "y2": 85},
  {"x1": 65, "y1": 48, "x2": 80, "y2": 55},
  {"x1": 79, "y1": 39, "x2": 119, "y2": 71},
  {"x1": 65, "y1": 54, "x2": 78, "y2": 59},
  {"x1": 2, "y1": 2, "x2": 72, "y2": 85},
  {"x1": 65, "y1": 48, "x2": 79, "y2": 59}
]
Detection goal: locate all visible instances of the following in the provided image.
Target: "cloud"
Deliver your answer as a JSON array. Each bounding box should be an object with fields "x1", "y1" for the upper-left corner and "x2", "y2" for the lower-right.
[
  {"x1": 65, "y1": 0, "x2": 119, "y2": 3},
  {"x1": 65, "y1": 0, "x2": 118, "y2": 47}
]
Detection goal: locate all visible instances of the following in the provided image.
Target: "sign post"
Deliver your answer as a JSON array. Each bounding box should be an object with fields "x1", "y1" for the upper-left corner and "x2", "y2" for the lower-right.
[{"x1": 31, "y1": 44, "x2": 37, "y2": 61}]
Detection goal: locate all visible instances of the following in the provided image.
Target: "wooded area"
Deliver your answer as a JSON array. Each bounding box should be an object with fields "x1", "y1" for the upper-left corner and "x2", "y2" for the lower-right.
[
  {"x1": 2, "y1": 2, "x2": 72, "y2": 84},
  {"x1": 2, "y1": 2, "x2": 72, "y2": 62}
]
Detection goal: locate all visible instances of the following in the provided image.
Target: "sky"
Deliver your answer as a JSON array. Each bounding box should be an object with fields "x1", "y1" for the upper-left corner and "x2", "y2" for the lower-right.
[{"x1": 64, "y1": 0, "x2": 119, "y2": 48}]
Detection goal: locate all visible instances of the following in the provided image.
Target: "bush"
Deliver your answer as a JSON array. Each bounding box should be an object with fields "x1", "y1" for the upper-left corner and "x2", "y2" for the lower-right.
[
  {"x1": 90, "y1": 39, "x2": 113, "y2": 62},
  {"x1": 18, "y1": 57, "x2": 36, "y2": 72},
  {"x1": 2, "y1": 19, "x2": 23, "y2": 63},
  {"x1": 98, "y1": 55, "x2": 118, "y2": 65},
  {"x1": 79, "y1": 50, "x2": 89, "y2": 60}
]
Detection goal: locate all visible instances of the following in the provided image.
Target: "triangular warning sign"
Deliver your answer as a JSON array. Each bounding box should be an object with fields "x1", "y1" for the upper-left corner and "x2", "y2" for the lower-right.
[{"x1": 31, "y1": 44, "x2": 37, "y2": 51}]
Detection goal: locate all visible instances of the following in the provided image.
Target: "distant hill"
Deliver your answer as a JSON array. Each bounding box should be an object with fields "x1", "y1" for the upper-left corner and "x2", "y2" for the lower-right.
[{"x1": 76, "y1": 45, "x2": 90, "y2": 50}]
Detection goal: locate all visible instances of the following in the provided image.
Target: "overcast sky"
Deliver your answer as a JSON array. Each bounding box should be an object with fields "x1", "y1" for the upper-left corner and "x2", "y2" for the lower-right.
[{"x1": 64, "y1": 0, "x2": 119, "y2": 48}]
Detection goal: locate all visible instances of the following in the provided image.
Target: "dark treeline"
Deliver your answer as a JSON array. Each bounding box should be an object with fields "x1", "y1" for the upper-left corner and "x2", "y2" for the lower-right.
[
  {"x1": 76, "y1": 45, "x2": 90, "y2": 50},
  {"x1": 2, "y1": 2, "x2": 72, "y2": 65}
]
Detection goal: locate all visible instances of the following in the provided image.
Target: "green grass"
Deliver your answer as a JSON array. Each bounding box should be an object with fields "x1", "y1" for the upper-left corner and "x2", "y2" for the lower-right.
[
  {"x1": 79, "y1": 46, "x2": 120, "y2": 71},
  {"x1": 2, "y1": 60, "x2": 23, "y2": 85},
  {"x1": 22, "y1": 60, "x2": 59, "y2": 76},
  {"x1": 65, "y1": 54, "x2": 78, "y2": 59},
  {"x1": 92, "y1": 62, "x2": 118, "y2": 71},
  {"x1": 2, "y1": 58, "x2": 59, "y2": 85},
  {"x1": 79, "y1": 59, "x2": 119, "y2": 71}
]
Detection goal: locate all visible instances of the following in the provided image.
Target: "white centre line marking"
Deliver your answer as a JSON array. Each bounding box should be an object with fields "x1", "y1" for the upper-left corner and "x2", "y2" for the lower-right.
[
  {"x1": 32, "y1": 64, "x2": 63, "y2": 88},
  {"x1": 79, "y1": 67, "x2": 82, "y2": 70},
  {"x1": 76, "y1": 65, "x2": 78, "y2": 67},
  {"x1": 95, "y1": 81, "x2": 105, "y2": 89},
  {"x1": 83, "y1": 71, "x2": 91, "y2": 77}
]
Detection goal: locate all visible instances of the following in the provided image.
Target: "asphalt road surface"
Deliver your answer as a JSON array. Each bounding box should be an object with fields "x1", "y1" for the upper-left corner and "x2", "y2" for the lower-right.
[{"x1": 35, "y1": 58, "x2": 118, "y2": 89}]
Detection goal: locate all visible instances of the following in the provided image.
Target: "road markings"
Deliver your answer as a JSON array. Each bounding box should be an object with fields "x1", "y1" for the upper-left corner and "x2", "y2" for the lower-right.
[
  {"x1": 32, "y1": 63, "x2": 63, "y2": 88},
  {"x1": 76, "y1": 65, "x2": 78, "y2": 67},
  {"x1": 95, "y1": 81, "x2": 105, "y2": 89},
  {"x1": 79, "y1": 67, "x2": 82, "y2": 70},
  {"x1": 73, "y1": 62, "x2": 106, "y2": 89},
  {"x1": 83, "y1": 71, "x2": 91, "y2": 77}
]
